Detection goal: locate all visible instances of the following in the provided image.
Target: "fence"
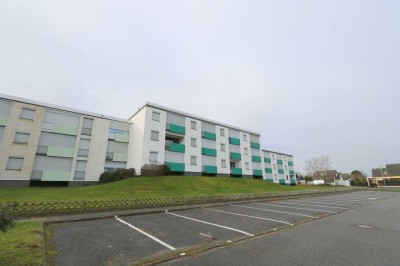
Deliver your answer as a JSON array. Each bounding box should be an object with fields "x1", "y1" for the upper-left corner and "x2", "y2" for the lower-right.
[{"x1": 2, "y1": 187, "x2": 360, "y2": 218}]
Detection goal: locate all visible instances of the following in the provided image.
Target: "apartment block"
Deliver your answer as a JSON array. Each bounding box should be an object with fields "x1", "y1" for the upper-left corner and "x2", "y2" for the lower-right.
[{"x1": 0, "y1": 94, "x2": 295, "y2": 187}]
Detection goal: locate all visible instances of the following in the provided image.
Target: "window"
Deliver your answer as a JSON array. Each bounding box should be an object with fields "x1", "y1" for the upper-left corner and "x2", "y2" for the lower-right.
[
  {"x1": 191, "y1": 121, "x2": 197, "y2": 130},
  {"x1": 220, "y1": 128, "x2": 225, "y2": 136},
  {"x1": 243, "y1": 134, "x2": 247, "y2": 141},
  {"x1": 283, "y1": 156, "x2": 287, "y2": 161},
  {"x1": 151, "y1": 130, "x2": 159, "y2": 141},
  {"x1": 6, "y1": 157, "x2": 23, "y2": 170},
  {"x1": 285, "y1": 165, "x2": 288, "y2": 170},
  {"x1": 82, "y1": 118, "x2": 94, "y2": 136},
  {"x1": 244, "y1": 148, "x2": 248, "y2": 155},
  {"x1": 74, "y1": 160, "x2": 87, "y2": 180},
  {"x1": 286, "y1": 175, "x2": 289, "y2": 180},
  {"x1": 221, "y1": 159, "x2": 226, "y2": 168},
  {"x1": 273, "y1": 164, "x2": 277, "y2": 170},
  {"x1": 78, "y1": 139, "x2": 90, "y2": 157},
  {"x1": 190, "y1": 156, "x2": 197, "y2": 165},
  {"x1": 149, "y1": 151, "x2": 158, "y2": 162},
  {"x1": 20, "y1": 108, "x2": 35, "y2": 120},
  {"x1": 14, "y1": 132, "x2": 30, "y2": 144},
  {"x1": 191, "y1": 138, "x2": 197, "y2": 147},
  {"x1": 152, "y1": 111, "x2": 160, "y2": 121},
  {"x1": 220, "y1": 143, "x2": 226, "y2": 152},
  {"x1": 274, "y1": 174, "x2": 277, "y2": 179},
  {"x1": 245, "y1": 162, "x2": 250, "y2": 170},
  {"x1": 272, "y1": 154, "x2": 276, "y2": 160}
]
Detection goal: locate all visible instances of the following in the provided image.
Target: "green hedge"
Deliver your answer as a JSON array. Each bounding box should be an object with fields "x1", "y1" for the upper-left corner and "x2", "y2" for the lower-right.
[{"x1": 99, "y1": 168, "x2": 136, "y2": 184}]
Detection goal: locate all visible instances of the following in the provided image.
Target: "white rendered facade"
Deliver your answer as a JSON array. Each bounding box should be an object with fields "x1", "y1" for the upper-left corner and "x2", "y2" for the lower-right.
[{"x1": 0, "y1": 94, "x2": 295, "y2": 187}]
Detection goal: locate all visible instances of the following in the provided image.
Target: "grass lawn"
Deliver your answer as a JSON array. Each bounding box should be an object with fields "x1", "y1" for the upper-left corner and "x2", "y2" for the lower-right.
[
  {"x1": 0, "y1": 221, "x2": 44, "y2": 266},
  {"x1": 0, "y1": 175, "x2": 331, "y2": 202}
]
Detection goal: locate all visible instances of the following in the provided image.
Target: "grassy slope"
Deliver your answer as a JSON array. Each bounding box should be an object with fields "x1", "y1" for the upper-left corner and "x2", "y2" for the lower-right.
[
  {"x1": 0, "y1": 176, "x2": 327, "y2": 202},
  {"x1": 0, "y1": 221, "x2": 44, "y2": 266}
]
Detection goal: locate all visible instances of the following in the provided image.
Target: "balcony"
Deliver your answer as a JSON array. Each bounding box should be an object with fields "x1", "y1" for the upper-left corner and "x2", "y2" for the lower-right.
[
  {"x1": 252, "y1": 155, "x2": 261, "y2": 162},
  {"x1": 230, "y1": 152, "x2": 241, "y2": 160},
  {"x1": 46, "y1": 146, "x2": 75, "y2": 158},
  {"x1": 166, "y1": 123, "x2": 185, "y2": 135},
  {"x1": 278, "y1": 169, "x2": 284, "y2": 174},
  {"x1": 264, "y1": 157, "x2": 271, "y2": 163},
  {"x1": 288, "y1": 161, "x2": 294, "y2": 166},
  {"x1": 265, "y1": 168, "x2": 273, "y2": 173},
  {"x1": 253, "y1": 169, "x2": 263, "y2": 177},
  {"x1": 113, "y1": 152, "x2": 128, "y2": 162},
  {"x1": 166, "y1": 162, "x2": 185, "y2": 172},
  {"x1": 42, "y1": 170, "x2": 71, "y2": 181},
  {"x1": 202, "y1": 131, "x2": 216, "y2": 141},
  {"x1": 231, "y1": 168, "x2": 242, "y2": 176},
  {"x1": 279, "y1": 179, "x2": 286, "y2": 185},
  {"x1": 289, "y1": 170, "x2": 295, "y2": 175},
  {"x1": 229, "y1": 137, "x2": 240, "y2": 145},
  {"x1": 203, "y1": 165, "x2": 217, "y2": 174},
  {"x1": 277, "y1": 159, "x2": 283, "y2": 165},
  {"x1": 202, "y1": 147, "x2": 217, "y2": 157},
  {"x1": 250, "y1": 142, "x2": 260, "y2": 149},
  {"x1": 166, "y1": 143, "x2": 185, "y2": 153}
]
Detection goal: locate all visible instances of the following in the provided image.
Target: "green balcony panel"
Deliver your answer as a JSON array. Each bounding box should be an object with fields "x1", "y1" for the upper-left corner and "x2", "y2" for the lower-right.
[
  {"x1": 291, "y1": 180, "x2": 297, "y2": 185},
  {"x1": 47, "y1": 146, "x2": 74, "y2": 158},
  {"x1": 278, "y1": 169, "x2": 284, "y2": 174},
  {"x1": 264, "y1": 157, "x2": 271, "y2": 163},
  {"x1": 168, "y1": 124, "x2": 185, "y2": 135},
  {"x1": 253, "y1": 169, "x2": 263, "y2": 177},
  {"x1": 203, "y1": 165, "x2": 217, "y2": 174},
  {"x1": 166, "y1": 162, "x2": 185, "y2": 172},
  {"x1": 250, "y1": 142, "x2": 260, "y2": 149},
  {"x1": 288, "y1": 161, "x2": 294, "y2": 166},
  {"x1": 229, "y1": 137, "x2": 240, "y2": 145},
  {"x1": 266, "y1": 179, "x2": 274, "y2": 183},
  {"x1": 168, "y1": 143, "x2": 185, "y2": 153},
  {"x1": 115, "y1": 133, "x2": 129, "y2": 143},
  {"x1": 53, "y1": 124, "x2": 78, "y2": 136},
  {"x1": 230, "y1": 152, "x2": 241, "y2": 160},
  {"x1": 202, "y1": 131, "x2": 216, "y2": 141},
  {"x1": 0, "y1": 115, "x2": 8, "y2": 126},
  {"x1": 289, "y1": 170, "x2": 295, "y2": 175},
  {"x1": 279, "y1": 179, "x2": 286, "y2": 184},
  {"x1": 113, "y1": 152, "x2": 128, "y2": 162},
  {"x1": 252, "y1": 155, "x2": 261, "y2": 162},
  {"x1": 42, "y1": 170, "x2": 70, "y2": 181},
  {"x1": 231, "y1": 168, "x2": 242, "y2": 176},
  {"x1": 265, "y1": 168, "x2": 273, "y2": 173},
  {"x1": 277, "y1": 159, "x2": 283, "y2": 165},
  {"x1": 202, "y1": 147, "x2": 217, "y2": 157}
]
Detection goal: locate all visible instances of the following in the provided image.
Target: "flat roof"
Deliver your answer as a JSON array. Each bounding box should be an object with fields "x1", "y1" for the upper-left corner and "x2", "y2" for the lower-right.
[
  {"x1": 262, "y1": 149, "x2": 293, "y2": 157},
  {"x1": 0, "y1": 93, "x2": 131, "y2": 123},
  {"x1": 130, "y1": 102, "x2": 261, "y2": 136}
]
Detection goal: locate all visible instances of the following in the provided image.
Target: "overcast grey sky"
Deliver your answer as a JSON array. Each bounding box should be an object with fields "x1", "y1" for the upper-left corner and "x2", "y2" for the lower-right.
[{"x1": 1, "y1": 1, "x2": 399, "y2": 174}]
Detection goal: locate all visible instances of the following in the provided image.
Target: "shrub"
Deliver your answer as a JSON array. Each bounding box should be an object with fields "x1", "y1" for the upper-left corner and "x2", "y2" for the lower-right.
[
  {"x1": 141, "y1": 163, "x2": 170, "y2": 176},
  {"x1": 304, "y1": 176, "x2": 313, "y2": 182},
  {"x1": 99, "y1": 168, "x2": 136, "y2": 184},
  {"x1": 0, "y1": 202, "x2": 16, "y2": 233}
]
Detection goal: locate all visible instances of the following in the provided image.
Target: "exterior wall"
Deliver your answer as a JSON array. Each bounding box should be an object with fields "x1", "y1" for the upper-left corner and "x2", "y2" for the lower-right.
[
  {"x1": 216, "y1": 125, "x2": 230, "y2": 175},
  {"x1": 185, "y1": 117, "x2": 201, "y2": 173}
]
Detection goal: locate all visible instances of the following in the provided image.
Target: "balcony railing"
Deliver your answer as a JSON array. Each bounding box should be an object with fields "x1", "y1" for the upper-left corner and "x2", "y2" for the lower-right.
[
  {"x1": 230, "y1": 152, "x2": 241, "y2": 160},
  {"x1": 166, "y1": 123, "x2": 186, "y2": 135},
  {"x1": 165, "y1": 143, "x2": 185, "y2": 153},
  {"x1": 231, "y1": 168, "x2": 242, "y2": 176}
]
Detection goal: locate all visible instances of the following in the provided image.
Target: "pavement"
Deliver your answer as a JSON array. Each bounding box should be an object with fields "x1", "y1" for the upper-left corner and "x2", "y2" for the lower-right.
[{"x1": 45, "y1": 191, "x2": 399, "y2": 266}]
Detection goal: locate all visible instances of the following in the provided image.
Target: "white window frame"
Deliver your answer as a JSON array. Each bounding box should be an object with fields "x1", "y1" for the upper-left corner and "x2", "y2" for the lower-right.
[
  {"x1": 243, "y1": 134, "x2": 247, "y2": 141},
  {"x1": 190, "y1": 156, "x2": 197, "y2": 165},
  {"x1": 220, "y1": 143, "x2": 226, "y2": 152},
  {"x1": 151, "y1": 130, "x2": 159, "y2": 141},
  {"x1": 191, "y1": 121, "x2": 197, "y2": 130},
  {"x1": 14, "y1": 132, "x2": 30, "y2": 144},
  {"x1": 149, "y1": 151, "x2": 158, "y2": 162},
  {"x1": 221, "y1": 159, "x2": 226, "y2": 168},
  {"x1": 6, "y1": 157, "x2": 23, "y2": 170},
  {"x1": 20, "y1": 108, "x2": 35, "y2": 120},
  {"x1": 244, "y1": 148, "x2": 248, "y2": 155},
  {"x1": 220, "y1": 128, "x2": 225, "y2": 136},
  {"x1": 191, "y1": 138, "x2": 197, "y2": 147},
  {"x1": 245, "y1": 162, "x2": 250, "y2": 170},
  {"x1": 152, "y1": 111, "x2": 160, "y2": 122}
]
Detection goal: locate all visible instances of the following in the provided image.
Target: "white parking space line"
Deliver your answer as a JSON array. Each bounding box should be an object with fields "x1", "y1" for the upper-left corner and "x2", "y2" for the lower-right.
[
  {"x1": 254, "y1": 203, "x2": 335, "y2": 213},
  {"x1": 231, "y1": 204, "x2": 317, "y2": 218},
  {"x1": 165, "y1": 211, "x2": 254, "y2": 236},
  {"x1": 289, "y1": 200, "x2": 358, "y2": 207},
  {"x1": 274, "y1": 201, "x2": 345, "y2": 209},
  {"x1": 115, "y1": 216, "x2": 176, "y2": 251},
  {"x1": 204, "y1": 208, "x2": 293, "y2": 225},
  {"x1": 311, "y1": 198, "x2": 374, "y2": 204}
]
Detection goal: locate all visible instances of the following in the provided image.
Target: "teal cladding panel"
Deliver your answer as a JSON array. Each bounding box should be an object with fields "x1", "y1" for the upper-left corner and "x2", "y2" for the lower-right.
[
  {"x1": 279, "y1": 179, "x2": 286, "y2": 184},
  {"x1": 203, "y1": 165, "x2": 217, "y2": 174},
  {"x1": 229, "y1": 137, "x2": 240, "y2": 145},
  {"x1": 250, "y1": 142, "x2": 260, "y2": 149},
  {"x1": 265, "y1": 168, "x2": 273, "y2": 173},
  {"x1": 252, "y1": 155, "x2": 261, "y2": 162},
  {"x1": 277, "y1": 159, "x2": 283, "y2": 165},
  {"x1": 289, "y1": 170, "x2": 295, "y2": 175},
  {"x1": 47, "y1": 146, "x2": 74, "y2": 158},
  {"x1": 230, "y1": 152, "x2": 241, "y2": 160},
  {"x1": 288, "y1": 161, "x2": 294, "y2": 166},
  {"x1": 291, "y1": 180, "x2": 297, "y2": 185},
  {"x1": 169, "y1": 143, "x2": 185, "y2": 153},
  {"x1": 266, "y1": 179, "x2": 274, "y2": 183},
  {"x1": 167, "y1": 162, "x2": 185, "y2": 172},
  {"x1": 264, "y1": 157, "x2": 271, "y2": 163},
  {"x1": 278, "y1": 169, "x2": 284, "y2": 174},
  {"x1": 231, "y1": 168, "x2": 242, "y2": 175},
  {"x1": 169, "y1": 124, "x2": 185, "y2": 135},
  {"x1": 253, "y1": 169, "x2": 263, "y2": 176},
  {"x1": 202, "y1": 131, "x2": 216, "y2": 141},
  {"x1": 202, "y1": 147, "x2": 217, "y2": 157},
  {"x1": 42, "y1": 170, "x2": 70, "y2": 181}
]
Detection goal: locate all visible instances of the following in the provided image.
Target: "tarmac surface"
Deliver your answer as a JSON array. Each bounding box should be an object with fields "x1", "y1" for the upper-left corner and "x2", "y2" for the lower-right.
[{"x1": 47, "y1": 191, "x2": 399, "y2": 265}]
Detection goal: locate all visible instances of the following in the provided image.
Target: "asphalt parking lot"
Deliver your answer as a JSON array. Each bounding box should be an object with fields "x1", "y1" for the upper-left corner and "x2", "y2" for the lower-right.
[{"x1": 47, "y1": 191, "x2": 399, "y2": 265}]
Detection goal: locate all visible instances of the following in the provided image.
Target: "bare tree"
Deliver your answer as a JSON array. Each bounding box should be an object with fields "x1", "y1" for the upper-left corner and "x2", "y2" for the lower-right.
[{"x1": 305, "y1": 155, "x2": 332, "y2": 176}]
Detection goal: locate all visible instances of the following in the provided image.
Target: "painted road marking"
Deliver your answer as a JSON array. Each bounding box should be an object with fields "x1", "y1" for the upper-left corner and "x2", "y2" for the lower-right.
[
  {"x1": 290, "y1": 200, "x2": 358, "y2": 207},
  {"x1": 204, "y1": 208, "x2": 293, "y2": 225},
  {"x1": 310, "y1": 198, "x2": 374, "y2": 204},
  {"x1": 254, "y1": 203, "x2": 335, "y2": 213},
  {"x1": 230, "y1": 204, "x2": 317, "y2": 218},
  {"x1": 115, "y1": 216, "x2": 176, "y2": 251},
  {"x1": 166, "y1": 211, "x2": 254, "y2": 236},
  {"x1": 274, "y1": 201, "x2": 345, "y2": 209}
]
